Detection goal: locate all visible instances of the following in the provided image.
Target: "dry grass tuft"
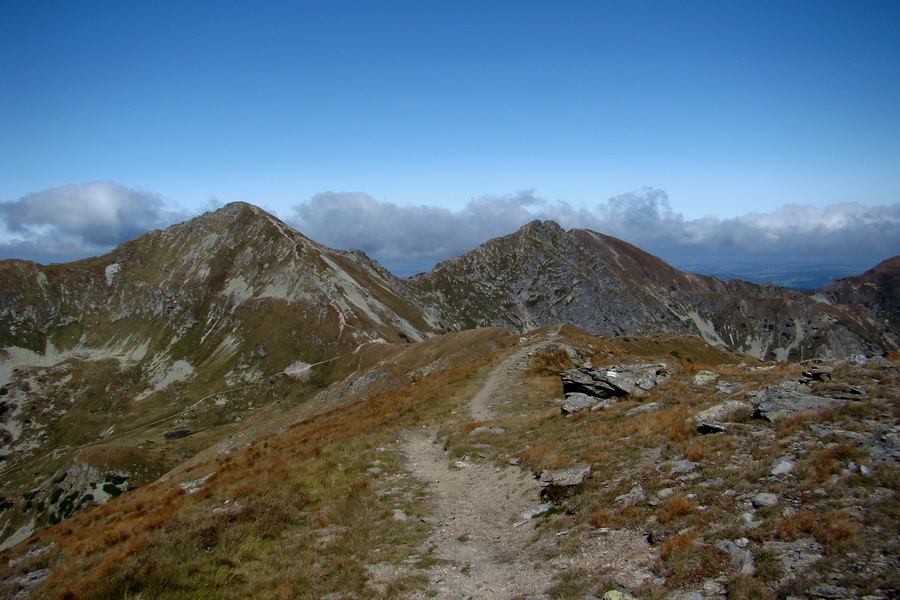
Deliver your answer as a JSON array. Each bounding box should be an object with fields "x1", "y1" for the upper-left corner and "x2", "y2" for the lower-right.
[
  {"x1": 777, "y1": 508, "x2": 862, "y2": 550},
  {"x1": 658, "y1": 496, "x2": 699, "y2": 524},
  {"x1": 659, "y1": 531, "x2": 699, "y2": 561},
  {"x1": 525, "y1": 346, "x2": 574, "y2": 376}
]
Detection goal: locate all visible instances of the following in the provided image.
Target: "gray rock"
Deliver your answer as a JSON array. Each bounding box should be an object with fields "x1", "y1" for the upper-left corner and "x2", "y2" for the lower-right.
[
  {"x1": 715, "y1": 381, "x2": 740, "y2": 393},
  {"x1": 518, "y1": 504, "x2": 553, "y2": 520},
  {"x1": 752, "y1": 492, "x2": 779, "y2": 507},
  {"x1": 539, "y1": 464, "x2": 592, "y2": 488},
  {"x1": 590, "y1": 398, "x2": 617, "y2": 411},
  {"x1": 762, "y1": 537, "x2": 824, "y2": 584},
  {"x1": 848, "y1": 353, "x2": 869, "y2": 365},
  {"x1": 469, "y1": 426, "x2": 505, "y2": 435},
  {"x1": 602, "y1": 591, "x2": 639, "y2": 600},
  {"x1": 392, "y1": 509, "x2": 409, "y2": 521},
  {"x1": 560, "y1": 363, "x2": 670, "y2": 399},
  {"x1": 751, "y1": 384, "x2": 843, "y2": 422},
  {"x1": 770, "y1": 456, "x2": 796, "y2": 476},
  {"x1": 670, "y1": 459, "x2": 701, "y2": 475},
  {"x1": 692, "y1": 370, "x2": 719, "y2": 385},
  {"x1": 657, "y1": 487, "x2": 675, "y2": 499},
  {"x1": 702, "y1": 579, "x2": 726, "y2": 595},
  {"x1": 614, "y1": 484, "x2": 646, "y2": 508},
  {"x1": 800, "y1": 364, "x2": 833, "y2": 383},
  {"x1": 626, "y1": 401, "x2": 662, "y2": 415},
  {"x1": 692, "y1": 400, "x2": 750, "y2": 423},
  {"x1": 560, "y1": 393, "x2": 597, "y2": 414},
  {"x1": 6, "y1": 568, "x2": 50, "y2": 587},
  {"x1": 868, "y1": 425, "x2": 900, "y2": 463},
  {"x1": 669, "y1": 592, "x2": 704, "y2": 600},
  {"x1": 809, "y1": 584, "x2": 854, "y2": 598},
  {"x1": 697, "y1": 420, "x2": 728, "y2": 435},
  {"x1": 699, "y1": 477, "x2": 725, "y2": 488},
  {"x1": 613, "y1": 568, "x2": 653, "y2": 589},
  {"x1": 716, "y1": 540, "x2": 756, "y2": 575}
]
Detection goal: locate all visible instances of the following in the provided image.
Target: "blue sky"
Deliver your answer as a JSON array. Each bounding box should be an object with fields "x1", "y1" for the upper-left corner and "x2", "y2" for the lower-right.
[{"x1": 1, "y1": 1, "x2": 898, "y2": 283}]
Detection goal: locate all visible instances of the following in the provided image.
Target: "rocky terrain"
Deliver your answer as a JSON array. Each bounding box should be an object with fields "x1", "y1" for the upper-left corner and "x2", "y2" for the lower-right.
[
  {"x1": 407, "y1": 221, "x2": 897, "y2": 360},
  {"x1": 0, "y1": 202, "x2": 897, "y2": 599}
]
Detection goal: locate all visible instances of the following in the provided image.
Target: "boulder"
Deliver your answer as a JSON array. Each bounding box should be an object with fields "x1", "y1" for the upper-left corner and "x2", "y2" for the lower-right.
[
  {"x1": 752, "y1": 492, "x2": 779, "y2": 508},
  {"x1": 716, "y1": 540, "x2": 756, "y2": 575},
  {"x1": 602, "y1": 591, "x2": 639, "y2": 600},
  {"x1": 770, "y1": 456, "x2": 796, "y2": 476},
  {"x1": 614, "y1": 484, "x2": 646, "y2": 508},
  {"x1": 517, "y1": 503, "x2": 553, "y2": 521},
  {"x1": 670, "y1": 459, "x2": 700, "y2": 475},
  {"x1": 626, "y1": 402, "x2": 662, "y2": 415},
  {"x1": 696, "y1": 421, "x2": 728, "y2": 435},
  {"x1": 560, "y1": 393, "x2": 597, "y2": 414},
  {"x1": 715, "y1": 380, "x2": 740, "y2": 394},
  {"x1": 800, "y1": 365, "x2": 832, "y2": 383},
  {"x1": 692, "y1": 400, "x2": 750, "y2": 423},
  {"x1": 539, "y1": 464, "x2": 593, "y2": 488},
  {"x1": 469, "y1": 426, "x2": 505, "y2": 436},
  {"x1": 692, "y1": 370, "x2": 719, "y2": 385},
  {"x1": 868, "y1": 425, "x2": 900, "y2": 463},
  {"x1": 751, "y1": 384, "x2": 843, "y2": 422},
  {"x1": 560, "y1": 363, "x2": 669, "y2": 399},
  {"x1": 761, "y1": 537, "x2": 824, "y2": 585}
]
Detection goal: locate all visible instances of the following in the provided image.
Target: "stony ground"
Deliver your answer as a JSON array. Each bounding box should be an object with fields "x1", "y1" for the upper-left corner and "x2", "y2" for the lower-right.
[{"x1": 383, "y1": 337, "x2": 657, "y2": 600}]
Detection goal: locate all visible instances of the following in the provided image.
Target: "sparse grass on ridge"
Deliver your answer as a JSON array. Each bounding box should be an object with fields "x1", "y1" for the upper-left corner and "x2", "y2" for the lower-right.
[{"x1": 0, "y1": 343, "x2": 503, "y2": 600}]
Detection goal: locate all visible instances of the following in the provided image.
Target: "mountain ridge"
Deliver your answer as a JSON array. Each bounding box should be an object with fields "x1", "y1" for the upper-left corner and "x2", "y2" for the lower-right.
[{"x1": 0, "y1": 202, "x2": 898, "y2": 598}]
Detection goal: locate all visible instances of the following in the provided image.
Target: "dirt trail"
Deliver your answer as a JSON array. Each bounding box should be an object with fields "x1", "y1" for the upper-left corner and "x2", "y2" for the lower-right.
[{"x1": 400, "y1": 334, "x2": 562, "y2": 599}]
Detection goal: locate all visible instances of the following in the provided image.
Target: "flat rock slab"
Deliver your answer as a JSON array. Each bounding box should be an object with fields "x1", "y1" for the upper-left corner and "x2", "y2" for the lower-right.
[
  {"x1": 692, "y1": 370, "x2": 719, "y2": 385},
  {"x1": 560, "y1": 363, "x2": 669, "y2": 399},
  {"x1": 751, "y1": 384, "x2": 844, "y2": 422},
  {"x1": 692, "y1": 400, "x2": 750, "y2": 423},
  {"x1": 539, "y1": 464, "x2": 593, "y2": 488}
]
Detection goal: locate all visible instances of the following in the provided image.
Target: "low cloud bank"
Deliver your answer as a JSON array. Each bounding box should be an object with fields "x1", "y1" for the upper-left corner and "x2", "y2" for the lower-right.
[
  {"x1": 290, "y1": 189, "x2": 900, "y2": 277},
  {"x1": 0, "y1": 182, "x2": 185, "y2": 263},
  {"x1": 1, "y1": 182, "x2": 896, "y2": 286}
]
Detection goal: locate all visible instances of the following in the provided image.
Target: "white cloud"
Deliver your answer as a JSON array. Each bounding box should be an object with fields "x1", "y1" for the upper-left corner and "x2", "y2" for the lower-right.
[
  {"x1": 0, "y1": 182, "x2": 185, "y2": 263},
  {"x1": 288, "y1": 189, "x2": 900, "y2": 276},
  {"x1": 2, "y1": 182, "x2": 896, "y2": 281}
]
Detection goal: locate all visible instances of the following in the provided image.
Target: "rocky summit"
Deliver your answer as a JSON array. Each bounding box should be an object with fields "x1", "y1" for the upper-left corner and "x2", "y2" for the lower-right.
[{"x1": 0, "y1": 202, "x2": 898, "y2": 600}]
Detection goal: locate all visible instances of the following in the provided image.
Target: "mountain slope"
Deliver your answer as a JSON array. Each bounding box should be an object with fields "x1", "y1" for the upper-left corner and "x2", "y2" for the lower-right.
[
  {"x1": 0, "y1": 202, "x2": 443, "y2": 548},
  {"x1": 1, "y1": 203, "x2": 898, "y2": 553},
  {"x1": 407, "y1": 220, "x2": 899, "y2": 361},
  {"x1": 815, "y1": 255, "x2": 900, "y2": 334}
]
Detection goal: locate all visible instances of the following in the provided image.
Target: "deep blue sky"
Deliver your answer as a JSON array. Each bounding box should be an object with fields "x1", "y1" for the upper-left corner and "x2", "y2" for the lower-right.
[{"x1": 1, "y1": 1, "x2": 898, "y2": 283}]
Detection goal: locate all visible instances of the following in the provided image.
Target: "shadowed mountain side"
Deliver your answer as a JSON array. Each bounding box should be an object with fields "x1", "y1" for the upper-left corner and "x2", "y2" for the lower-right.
[{"x1": 815, "y1": 255, "x2": 900, "y2": 335}]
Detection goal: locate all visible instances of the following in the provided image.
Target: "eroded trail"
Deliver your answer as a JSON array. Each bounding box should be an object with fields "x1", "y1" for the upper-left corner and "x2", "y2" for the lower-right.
[
  {"x1": 403, "y1": 432, "x2": 545, "y2": 599},
  {"x1": 401, "y1": 335, "x2": 561, "y2": 599}
]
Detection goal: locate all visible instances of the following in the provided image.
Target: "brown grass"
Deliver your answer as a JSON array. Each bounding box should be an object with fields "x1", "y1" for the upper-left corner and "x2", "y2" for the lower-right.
[
  {"x1": 659, "y1": 531, "x2": 699, "y2": 561},
  {"x1": 658, "y1": 496, "x2": 699, "y2": 524},
  {"x1": 776, "y1": 508, "x2": 863, "y2": 550}
]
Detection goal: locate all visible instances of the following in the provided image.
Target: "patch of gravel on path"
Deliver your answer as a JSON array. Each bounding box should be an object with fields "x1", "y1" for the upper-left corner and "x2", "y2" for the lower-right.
[
  {"x1": 401, "y1": 429, "x2": 548, "y2": 599},
  {"x1": 380, "y1": 330, "x2": 658, "y2": 599},
  {"x1": 470, "y1": 333, "x2": 560, "y2": 422}
]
